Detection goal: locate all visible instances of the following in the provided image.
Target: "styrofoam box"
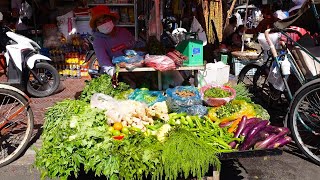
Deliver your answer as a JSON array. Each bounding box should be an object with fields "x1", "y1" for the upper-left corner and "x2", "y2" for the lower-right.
[
  {"x1": 198, "y1": 62, "x2": 230, "y2": 87},
  {"x1": 233, "y1": 58, "x2": 257, "y2": 76}
]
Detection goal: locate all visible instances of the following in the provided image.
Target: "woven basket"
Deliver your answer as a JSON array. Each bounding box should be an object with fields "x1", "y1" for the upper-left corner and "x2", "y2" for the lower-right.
[{"x1": 231, "y1": 51, "x2": 260, "y2": 61}]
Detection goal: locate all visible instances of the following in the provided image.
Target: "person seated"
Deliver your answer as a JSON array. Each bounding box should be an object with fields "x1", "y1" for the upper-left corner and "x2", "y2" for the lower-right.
[
  {"x1": 224, "y1": 25, "x2": 248, "y2": 50},
  {"x1": 222, "y1": 16, "x2": 237, "y2": 43},
  {"x1": 89, "y1": 5, "x2": 142, "y2": 88}
]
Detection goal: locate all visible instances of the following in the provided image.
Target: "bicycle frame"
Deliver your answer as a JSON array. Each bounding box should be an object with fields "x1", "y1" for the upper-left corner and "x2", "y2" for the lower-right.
[{"x1": 0, "y1": 84, "x2": 31, "y2": 135}]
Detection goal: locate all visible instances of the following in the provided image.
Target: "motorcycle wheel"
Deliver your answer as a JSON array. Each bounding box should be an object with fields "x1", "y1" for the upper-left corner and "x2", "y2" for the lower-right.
[{"x1": 27, "y1": 62, "x2": 60, "y2": 98}]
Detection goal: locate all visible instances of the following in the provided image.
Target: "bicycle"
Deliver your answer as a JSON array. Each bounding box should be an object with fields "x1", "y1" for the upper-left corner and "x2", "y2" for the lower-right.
[
  {"x1": 0, "y1": 84, "x2": 34, "y2": 167},
  {"x1": 263, "y1": 0, "x2": 320, "y2": 165}
]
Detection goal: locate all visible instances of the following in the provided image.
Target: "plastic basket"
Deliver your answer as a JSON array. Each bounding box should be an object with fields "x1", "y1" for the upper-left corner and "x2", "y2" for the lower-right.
[{"x1": 233, "y1": 58, "x2": 257, "y2": 76}]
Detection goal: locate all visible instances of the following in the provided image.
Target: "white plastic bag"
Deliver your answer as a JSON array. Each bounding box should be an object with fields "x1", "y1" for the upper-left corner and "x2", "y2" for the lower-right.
[
  {"x1": 190, "y1": 16, "x2": 207, "y2": 46},
  {"x1": 56, "y1": 11, "x2": 77, "y2": 40},
  {"x1": 267, "y1": 62, "x2": 285, "y2": 91}
]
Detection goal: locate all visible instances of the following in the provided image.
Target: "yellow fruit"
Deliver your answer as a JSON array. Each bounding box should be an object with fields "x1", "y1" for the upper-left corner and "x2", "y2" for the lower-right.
[{"x1": 113, "y1": 122, "x2": 123, "y2": 131}]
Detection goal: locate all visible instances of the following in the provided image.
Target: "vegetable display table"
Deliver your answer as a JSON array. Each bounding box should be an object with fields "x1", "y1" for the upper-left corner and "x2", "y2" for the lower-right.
[
  {"x1": 119, "y1": 66, "x2": 205, "y2": 90},
  {"x1": 209, "y1": 148, "x2": 283, "y2": 180}
]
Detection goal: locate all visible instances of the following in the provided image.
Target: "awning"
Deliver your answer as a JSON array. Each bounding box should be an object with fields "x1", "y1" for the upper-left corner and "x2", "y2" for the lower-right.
[{"x1": 274, "y1": 0, "x2": 320, "y2": 34}]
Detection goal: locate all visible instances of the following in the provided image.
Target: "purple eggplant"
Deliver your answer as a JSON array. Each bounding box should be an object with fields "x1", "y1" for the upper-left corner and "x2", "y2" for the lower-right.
[
  {"x1": 264, "y1": 126, "x2": 290, "y2": 134},
  {"x1": 241, "y1": 123, "x2": 256, "y2": 137},
  {"x1": 219, "y1": 121, "x2": 233, "y2": 128},
  {"x1": 266, "y1": 136, "x2": 292, "y2": 149},
  {"x1": 239, "y1": 130, "x2": 270, "y2": 151},
  {"x1": 254, "y1": 134, "x2": 279, "y2": 149},
  {"x1": 246, "y1": 120, "x2": 269, "y2": 141},
  {"x1": 254, "y1": 128, "x2": 289, "y2": 150},
  {"x1": 234, "y1": 116, "x2": 248, "y2": 138},
  {"x1": 245, "y1": 118, "x2": 262, "y2": 126}
]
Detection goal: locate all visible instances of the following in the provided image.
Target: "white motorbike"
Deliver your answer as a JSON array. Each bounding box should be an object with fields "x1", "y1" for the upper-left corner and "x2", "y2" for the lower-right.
[{"x1": 0, "y1": 25, "x2": 60, "y2": 97}]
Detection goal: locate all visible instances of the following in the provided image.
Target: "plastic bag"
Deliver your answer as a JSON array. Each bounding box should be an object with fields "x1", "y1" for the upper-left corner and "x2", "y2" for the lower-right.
[
  {"x1": 200, "y1": 84, "x2": 236, "y2": 107},
  {"x1": 166, "y1": 86, "x2": 202, "y2": 111},
  {"x1": 166, "y1": 50, "x2": 188, "y2": 67},
  {"x1": 128, "y1": 89, "x2": 166, "y2": 106},
  {"x1": 190, "y1": 16, "x2": 207, "y2": 46},
  {"x1": 112, "y1": 55, "x2": 144, "y2": 64},
  {"x1": 144, "y1": 54, "x2": 176, "y2": 71},
  {"x1": 56, "y1": 11, "x2": 76, "y2": 40},
  {"x1": 267, "y1": 61, "x2": 285, "y2": 91},
  {"x1": 176, "y1": 105, "x2": 208, "y2": 117}
]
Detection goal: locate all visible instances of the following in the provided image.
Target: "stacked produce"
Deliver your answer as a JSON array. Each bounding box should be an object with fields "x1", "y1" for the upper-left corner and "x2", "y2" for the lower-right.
[{"x1": 35, "y1": 75, "x2": 291, "y2": 180}]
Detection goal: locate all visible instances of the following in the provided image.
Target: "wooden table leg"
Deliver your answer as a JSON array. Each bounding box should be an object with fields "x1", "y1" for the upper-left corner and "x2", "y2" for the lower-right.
[
  {"x1": 158, "y1": 71, "x2": 162, "y2": 90},
  {"x1": 194, "y1": 70, "x2": 199, "y2": 87}
]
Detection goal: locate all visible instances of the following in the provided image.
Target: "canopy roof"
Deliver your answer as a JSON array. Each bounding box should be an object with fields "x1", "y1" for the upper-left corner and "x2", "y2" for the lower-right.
[{"x1": 274, "y1": 0, "x2": 320, "y2": 34}]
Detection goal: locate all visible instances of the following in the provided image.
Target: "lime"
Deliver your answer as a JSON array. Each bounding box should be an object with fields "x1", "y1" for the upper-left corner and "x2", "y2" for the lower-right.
[
  {"x1": 108, "y1": 126, "x2": 114, "y2": 132},
  {"x1": 121, "y1": 127, "x2": 129, "y2": 134},
  {"x1": 112, "y1": 130, "x2": 121, "y2": 136}
]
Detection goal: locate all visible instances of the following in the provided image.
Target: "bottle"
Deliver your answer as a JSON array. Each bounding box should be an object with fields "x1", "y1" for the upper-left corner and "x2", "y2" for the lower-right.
[
  {"x1": 76, "y1": 65, "x2": 81, "y2": 79},
  {"x1": 281, "y1": 55, "x2": 291, "y2": 76}
]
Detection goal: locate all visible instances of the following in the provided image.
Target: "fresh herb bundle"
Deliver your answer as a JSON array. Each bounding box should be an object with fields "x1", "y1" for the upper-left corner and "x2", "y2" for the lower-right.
[
  {"x1": 80, "y1": 74, "x2": 131, "y2": 102},
  {"x1": 232, "y1": 83, "x2": 253, "y2": 103},
  {"x1": 160, "y1": 128, "x2": 221, "y2": 180},
  {"x1": 204, "y1": 87, "x2": 232, "y2": 98}
]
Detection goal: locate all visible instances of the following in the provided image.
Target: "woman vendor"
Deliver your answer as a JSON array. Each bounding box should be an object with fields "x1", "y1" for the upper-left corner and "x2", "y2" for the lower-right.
[{"x1": 89, "y1": 5, "x2": 138, "y2": 87}]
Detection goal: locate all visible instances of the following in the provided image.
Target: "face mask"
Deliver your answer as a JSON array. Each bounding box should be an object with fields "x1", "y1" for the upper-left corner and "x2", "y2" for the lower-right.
[{"x1": 97, "y1": 21, "x2": 114, "y2": 34}]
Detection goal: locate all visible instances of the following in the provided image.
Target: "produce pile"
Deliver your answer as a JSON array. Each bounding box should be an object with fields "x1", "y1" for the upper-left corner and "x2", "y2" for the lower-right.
[{"x1": 35, "y1": 75, "x2": 291, "y2": 180}]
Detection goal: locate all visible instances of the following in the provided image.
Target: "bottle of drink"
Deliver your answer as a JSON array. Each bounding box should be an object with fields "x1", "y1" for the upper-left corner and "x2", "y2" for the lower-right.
[{"x1": 76, "y1": 65, "x2": 81, "y2": 79}]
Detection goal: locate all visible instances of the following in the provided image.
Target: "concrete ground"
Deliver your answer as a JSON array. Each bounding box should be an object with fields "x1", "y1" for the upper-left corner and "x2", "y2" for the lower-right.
[{"x1": 0, "y1": 77, "x2": 319, "y2": 180}]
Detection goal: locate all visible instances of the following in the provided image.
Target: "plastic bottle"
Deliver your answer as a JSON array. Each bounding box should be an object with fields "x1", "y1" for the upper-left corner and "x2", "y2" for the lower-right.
[
  {"x1": 281, "y1": 55, "x2": 291, "y2": 75},
  {"x1": 76, "y1": 65, "x2": 81, "y2": 79}
]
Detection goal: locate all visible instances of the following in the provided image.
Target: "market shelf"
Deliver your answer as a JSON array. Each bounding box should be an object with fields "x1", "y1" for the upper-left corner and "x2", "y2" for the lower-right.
[{"x1": 88, "y1": 3, "x2": 134, "y2": 6}]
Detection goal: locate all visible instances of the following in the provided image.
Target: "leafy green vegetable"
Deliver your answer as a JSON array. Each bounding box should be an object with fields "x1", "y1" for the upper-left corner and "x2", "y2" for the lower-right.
[
  {"x1": 204, "y1": 87, "x2": 231, "y2": 98},
  {"x1": 35, "y1": 100, "x2": 115, "y2": 180},
  {"x1": 160, "y1": 128, "x2": 221, "y2": 180},
  {"x1": 80, "y1": 74, "x2": 131, "y2": 102},
  {"x1": 232, "y1": 83, "x2": 253, "y2": 103},
  {"x1": 215, "y1": 102, "x2": 242, "y2": 119},
  {"x1": 252, "y1": 103, "x2": 270, "y2": 120},
  {"x1": 113, "y1": 134, "x2": 164, "y2": 180}
]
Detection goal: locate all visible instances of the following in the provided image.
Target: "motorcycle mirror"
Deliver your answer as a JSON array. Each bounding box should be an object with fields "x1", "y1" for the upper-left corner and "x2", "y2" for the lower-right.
[{"x1": 0, "y1": 12, "x2": 3, "y2": 21}]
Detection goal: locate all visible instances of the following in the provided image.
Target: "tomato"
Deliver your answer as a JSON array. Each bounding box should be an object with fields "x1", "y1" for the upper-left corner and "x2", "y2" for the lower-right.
[
  {"x1": 112, "y1": 130, "x2": 121, "y2": 136},
  {"x1": 113, "y1": 122, "x2": 123, "y2": 131},
  {"x1": 121, "y1": 127, "x2": 129, "y2": 134},
  {"x1": 107, "y1": 126, "x2": 114, "y2": 132}
]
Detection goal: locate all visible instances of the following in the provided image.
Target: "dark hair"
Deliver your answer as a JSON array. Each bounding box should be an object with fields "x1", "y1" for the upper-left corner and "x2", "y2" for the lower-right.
[
  {"x1": 229, "y1": 15, "x2": 237, "y2": 25},
  {"x1": 235, "y1": 25, "x2": 245, "y2": 33}
]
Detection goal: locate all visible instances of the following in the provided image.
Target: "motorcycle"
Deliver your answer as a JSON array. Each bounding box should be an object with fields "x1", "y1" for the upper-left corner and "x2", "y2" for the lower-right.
[{"x1": 0, "y1": 22, "x2": 60, "y2": 97}]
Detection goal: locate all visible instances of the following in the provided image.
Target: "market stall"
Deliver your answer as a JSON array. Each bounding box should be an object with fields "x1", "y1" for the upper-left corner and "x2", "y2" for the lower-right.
[{"x1": 34, "y1": 75, "x2": 291, "y2": 180}]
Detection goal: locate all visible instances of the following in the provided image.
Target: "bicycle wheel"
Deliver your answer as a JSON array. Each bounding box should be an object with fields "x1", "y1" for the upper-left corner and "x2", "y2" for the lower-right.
[
  {"x1": 0, "y1": 88, "x2": 34, "y2": 167},
  {"x1": 238, "y1": 63, "x2": 287, "y2": 107},
  {"x1": 289, "y1": 80, "x2": 320, "y2": 165}
]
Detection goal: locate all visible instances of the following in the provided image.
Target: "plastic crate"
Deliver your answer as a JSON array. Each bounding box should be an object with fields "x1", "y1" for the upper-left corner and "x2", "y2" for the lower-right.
[{"x1": 233, "y1": 58, "x2": 257, "y2": 76}]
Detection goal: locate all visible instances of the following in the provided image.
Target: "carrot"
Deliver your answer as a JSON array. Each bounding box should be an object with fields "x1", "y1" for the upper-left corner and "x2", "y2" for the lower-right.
[{"x1": 228, "y1": 118, "x2": 242, "y2": 133}]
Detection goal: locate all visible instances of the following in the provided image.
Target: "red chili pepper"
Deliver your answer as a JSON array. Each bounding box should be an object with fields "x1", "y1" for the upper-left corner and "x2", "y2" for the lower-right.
[{"x1": 113, "y1": 135, "x2": 124, "y2": 140}]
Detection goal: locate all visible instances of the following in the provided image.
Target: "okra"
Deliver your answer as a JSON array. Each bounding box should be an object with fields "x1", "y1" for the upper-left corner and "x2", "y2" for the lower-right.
[
  {"x1": 180, "y1": 116, "x2": 189, "y2": 125},
  {"x1": 186, "y1": 116, "x2": 194, "y2": 128},
  {"x1": 192, "y1": 116, "x2": 203, "y2": 128}
]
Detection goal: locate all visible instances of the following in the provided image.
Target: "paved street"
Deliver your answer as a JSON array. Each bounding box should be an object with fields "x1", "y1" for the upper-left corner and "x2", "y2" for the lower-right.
[{"x1": 0, "y1": 77, "x2": 318, "y2": 180}]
